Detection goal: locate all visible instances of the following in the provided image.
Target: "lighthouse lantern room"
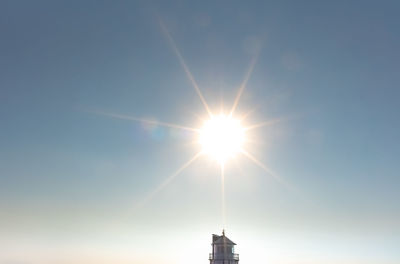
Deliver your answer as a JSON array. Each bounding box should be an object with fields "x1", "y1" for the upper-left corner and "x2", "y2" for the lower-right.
[{"x1": 209, "y1": 230, "x2": 239, "y2": 264}]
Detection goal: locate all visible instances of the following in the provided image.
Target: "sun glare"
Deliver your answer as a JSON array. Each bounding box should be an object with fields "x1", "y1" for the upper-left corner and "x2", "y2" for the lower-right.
[
  {"x1": 96, "y1": 22, "x2": 287, "y2": 212},
  {"x1": 199, "y1": 114, "x2": 245, "y2": 164}
]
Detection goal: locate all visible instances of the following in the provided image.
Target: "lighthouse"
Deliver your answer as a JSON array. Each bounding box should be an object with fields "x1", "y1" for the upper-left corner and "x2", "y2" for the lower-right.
[{"x1": 209, "y1": 230, "x2": 239, "y2": 264}]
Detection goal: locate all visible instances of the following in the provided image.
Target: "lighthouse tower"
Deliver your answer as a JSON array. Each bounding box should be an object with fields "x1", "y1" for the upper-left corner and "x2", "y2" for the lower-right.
[{"x1": 209, "y1": 230, "x2": 239, "y2": 264}]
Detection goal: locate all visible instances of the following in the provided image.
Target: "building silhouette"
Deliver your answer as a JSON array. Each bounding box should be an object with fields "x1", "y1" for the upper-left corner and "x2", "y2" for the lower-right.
[{"x1": 209, "y1": 230, "x2": 239, "y2": 264}]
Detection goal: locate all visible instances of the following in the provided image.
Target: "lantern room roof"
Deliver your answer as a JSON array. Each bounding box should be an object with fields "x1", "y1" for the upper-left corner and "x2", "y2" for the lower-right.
[{"x1": 212, "y1": 230, "x2": 236, "y2": 245}]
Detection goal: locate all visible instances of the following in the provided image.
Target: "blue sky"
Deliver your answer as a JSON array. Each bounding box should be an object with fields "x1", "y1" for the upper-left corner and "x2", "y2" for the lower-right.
[{"x1": 1, "y1": 1, "x2": 399, "y2": 264}]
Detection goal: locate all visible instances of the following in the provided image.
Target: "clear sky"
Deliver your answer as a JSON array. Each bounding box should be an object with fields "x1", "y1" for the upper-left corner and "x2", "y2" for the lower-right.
[{"x1": 1, "y1": 1, "x2": 399, "y2": 264}]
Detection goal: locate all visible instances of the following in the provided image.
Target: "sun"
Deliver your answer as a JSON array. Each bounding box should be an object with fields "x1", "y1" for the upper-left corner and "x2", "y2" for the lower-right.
[
  {"x1": 94, "y1": 21, "x2": 287, "y2": 213},
  {"x1": 199, "y1": 114, "x2": 245, "y2": 164}
]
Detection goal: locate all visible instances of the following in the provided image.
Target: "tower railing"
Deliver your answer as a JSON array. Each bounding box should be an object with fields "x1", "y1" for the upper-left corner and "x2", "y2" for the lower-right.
[{"x1": 209, "y1": 253, "x2": 239, "y2": 260}]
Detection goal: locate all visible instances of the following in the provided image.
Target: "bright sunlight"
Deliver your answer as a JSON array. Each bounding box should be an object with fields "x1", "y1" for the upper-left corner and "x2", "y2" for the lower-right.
[{"x1": 199, "y1": 114, "x2": 245, "y2": 164}]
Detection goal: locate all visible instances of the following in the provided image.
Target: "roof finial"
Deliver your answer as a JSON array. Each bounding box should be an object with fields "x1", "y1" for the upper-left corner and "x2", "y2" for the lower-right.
[{"x1": 222, "y1": 229, "x2": 225, "y2": 236}]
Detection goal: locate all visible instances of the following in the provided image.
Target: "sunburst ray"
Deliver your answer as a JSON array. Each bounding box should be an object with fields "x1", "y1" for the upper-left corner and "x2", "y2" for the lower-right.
[
  {"x1": 229, "y1": 56, "x2": 258, "y2": 117},
  {"x1": 244, "y1": 113, "x2": 304, "y2": 131},
  {"x1": 220, "y1": 163, "x2": 226, "y2": 229},
  {"x1": 159, "y1": 20, "x2": 213, "y2": 117},
  {"x1": 243, "y1": 117, "x2": 284, "y2": 131},
  {"x1": 240, "y1": 149, "x2": 293, "y2": 190},
  {"x1": 134, "y1": 152, "x2": 202, "y2": 209},
  {"x1": 89, "y1": 109, "x2": 199, "y2": 132},
  {"x1": 238, "y1": 106, "x2": 258, "y2": 122}
]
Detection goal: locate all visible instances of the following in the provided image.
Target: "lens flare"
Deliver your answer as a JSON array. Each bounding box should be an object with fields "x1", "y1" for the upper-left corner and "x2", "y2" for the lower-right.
[
  {"x1": 199, "y1": 114, "x2": 245, "y2": 164},
  {"x1": 90, "y1": 21, "x2": 293, "y2": 217}
]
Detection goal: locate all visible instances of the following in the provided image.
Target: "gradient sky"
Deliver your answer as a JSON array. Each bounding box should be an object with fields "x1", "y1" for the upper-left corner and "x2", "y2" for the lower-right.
[{"x1": 1, "y1": 1, "x2": 400, "y2": 264}]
